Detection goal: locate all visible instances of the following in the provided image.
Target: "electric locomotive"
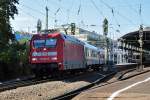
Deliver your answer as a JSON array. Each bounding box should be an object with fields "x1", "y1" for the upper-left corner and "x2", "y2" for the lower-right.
[{"x1": 29, "y1": 32, "x2": 104, "y2": 77}]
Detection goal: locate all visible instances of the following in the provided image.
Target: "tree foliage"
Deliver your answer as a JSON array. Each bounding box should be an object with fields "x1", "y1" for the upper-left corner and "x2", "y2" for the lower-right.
[
  {"x1": 0, "y1": 0, "x2": 19, "y2": 44},
  {"x1": 0, "y1": 42, "x2": 31, "y2": 80},
  {"x1": 0, "y1": 1, "x2": 32, "y2": 80}
]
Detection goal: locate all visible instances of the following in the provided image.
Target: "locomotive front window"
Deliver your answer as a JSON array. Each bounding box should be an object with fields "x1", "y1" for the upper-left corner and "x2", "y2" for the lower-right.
[
  {"x1": 33, "y1": 38, "x2": 57, "y2": 48},
  {"x1": 33, "y1": 40, "x2": 45, "y2": 48},
  {"x1": 45, "y1": 38, "x2": 57, "y2": 48}
]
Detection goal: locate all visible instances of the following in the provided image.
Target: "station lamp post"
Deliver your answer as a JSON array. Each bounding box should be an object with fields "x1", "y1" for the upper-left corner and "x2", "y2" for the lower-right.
[{"x1": 138, "y1": 25, "x2": 144, "y2": 71}]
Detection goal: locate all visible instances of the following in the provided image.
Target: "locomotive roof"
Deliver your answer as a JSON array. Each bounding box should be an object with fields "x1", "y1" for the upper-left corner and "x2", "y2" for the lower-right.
[
  {"x1": 62, "y1": 33, "x2": 100, "y2": 51},
  {"x1": 32, "y1": 32, "x2": 85, "y2": 45},
  {"x1": 61, "y1": 33, "x2": 85, "y2": 45},
  {"x1": 32, "y1": 32, "x2": 61, "y2": 38}
]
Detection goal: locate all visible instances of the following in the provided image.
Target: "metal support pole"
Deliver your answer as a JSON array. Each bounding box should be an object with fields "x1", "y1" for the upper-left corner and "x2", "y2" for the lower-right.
[
  {"x1": 122, "y1": 41, "x2": 124, "y2": 63},
  {"x1": 104, "y1": 37, "x2": 109, "y2": 65},
  {"x1": 103, "y1": 18, "x2": 109, "y2": 71},
  {"x1": 112, "y1": 40, "x2": 114, "y2": 64},
  {"x1": 140, "y1": 46, "x2": 143, "y2": 70},
  {"x1": 45, "y1": 6, "x2": 48, "y2": 30},
  {"x1": 120, "y1": 38, "x2": 125, "y2": 63},
  {"x1": 138, "y1": 25, "x2": 144, "y2": 71}
]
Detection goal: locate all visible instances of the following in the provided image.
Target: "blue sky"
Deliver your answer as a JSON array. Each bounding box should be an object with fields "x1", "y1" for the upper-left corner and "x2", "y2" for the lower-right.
[{"x1": 11, "y1": 0, "x2": 150, "y2": 39}]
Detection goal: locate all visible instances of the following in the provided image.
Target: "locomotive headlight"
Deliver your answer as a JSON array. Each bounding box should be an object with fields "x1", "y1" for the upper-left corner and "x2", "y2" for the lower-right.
[
  {"x1": 58, "y1": 62, "x2": 62, "y2": 65},
  {"x1": 32, "y1": 58, "x2": 37, "y2": 61},
  {"x1": 51, "y1": 57, "x2": 57, "y2": 60}
]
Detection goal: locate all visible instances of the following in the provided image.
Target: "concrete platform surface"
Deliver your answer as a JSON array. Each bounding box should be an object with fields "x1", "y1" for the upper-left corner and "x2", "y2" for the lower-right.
[{"x1": 72, "y1": 67, "x2": 150, "y2": 100}]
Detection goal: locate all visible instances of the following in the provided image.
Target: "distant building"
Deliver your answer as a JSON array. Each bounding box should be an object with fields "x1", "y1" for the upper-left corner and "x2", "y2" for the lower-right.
[{"x1": 14, "y1": 31, "x2": 32, "y2": 43}]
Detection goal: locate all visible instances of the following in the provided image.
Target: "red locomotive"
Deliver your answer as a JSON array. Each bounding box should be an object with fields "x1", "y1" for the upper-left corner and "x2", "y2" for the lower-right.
[{"x1": 29, "y1": 32, "x2": 104, "y2": 77}]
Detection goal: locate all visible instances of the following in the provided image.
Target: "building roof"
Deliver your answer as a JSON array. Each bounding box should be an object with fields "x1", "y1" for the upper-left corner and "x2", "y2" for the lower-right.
[{"x1": 120, "y1": 27, "x2": 150, "y2": 50}]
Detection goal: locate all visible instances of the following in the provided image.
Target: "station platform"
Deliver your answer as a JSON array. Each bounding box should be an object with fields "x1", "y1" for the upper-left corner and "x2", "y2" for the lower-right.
[{"x1": 72, "y1": 66, "x2": 150, "y2": 100}]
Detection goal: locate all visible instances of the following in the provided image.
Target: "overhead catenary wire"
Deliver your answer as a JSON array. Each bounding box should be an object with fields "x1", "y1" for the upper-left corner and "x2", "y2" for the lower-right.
[
  {"x1": 77, "y1": 0, "x2": 86, "y2": 28},
  {"x1": 16, "y1": 7, "x2": 39, "y2": 31},
  {"x1": 124, "y1": 0, "x2": 139, "y2": 14},
  {"x1": 111, "y1": 8, "x2": 120, "y2": 28},
  {"x1": 28, "y1": 0, "x2": 52, "y2": 12},
  {"x1": 97, "y1": 0, "x2": 121, "y2": 33},
  {"x1": 124, "y1": 0, "x2": 143, "y2": 25},
  {"x1": 22, "y1": 2, "x2": 64, "y2": 29},
  {"x1": 55, "y1": 8, "x2": 60, "y2": 15},
  {"x1": 47, "y1": 0, "x2": 67, "y2": 13},
  {"x1": 20, "y1": 4, "x2": 55, "y2": 19},
  {"x1": 21, "y1": 4, "x2": 45, "y2": 15},
  {"x1": 54, "y1": 0, "x2": 62, "y2": 28},
  {"x1": 25, "y1": 0, "x2": 56, "y2": 20},
  {"x1": 67, "y1": 0, "x2": 75, "y2": 23},
  {"x1": 54, "y1": 0, "x2": 63, "y2": 16},
  {"x1": 50, "y1": 0, "x2": 70, "y2": 25},
  {"x1": 116, "y1": 11, "x2": 136, "y2": 25},
  {"x1": 20, "y1": 0, "x2": 65, "y2": 30},
  {"x1": 16, "y1": 0, "x2": 146, "y2": 36},
  {"x1": 100, "y1": 0, "x2": 136, "y2": 26},
  {"x1": 90, "y1": 0, "x2": 105, "y2": 18},
  {"x1": 96, "y1": 0, "x2": 121, "y2": 35},
  {"x1": 102, "y1": 1, "x2": 139, "y2": 38},
  {"x1": 77, "y1": 2, "x2": 81, "y2": 15},
  {"x1": 18, "y1": 7, "x2": 38, "y2": 19}
]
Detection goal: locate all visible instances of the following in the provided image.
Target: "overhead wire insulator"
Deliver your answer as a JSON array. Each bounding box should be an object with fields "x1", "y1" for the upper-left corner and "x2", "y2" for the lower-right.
[
  {"x1": 111, "y1": 9, "x2": 114, "y2": 16},
  {"x1": 139, "y1": 4, "x2": 142, "y2": 15},
  {"x1": 77, "y1": 4, "x2": 81, "y2": 15},
  {"x1": 55, "y1": 8, "x2": 60, "y2": 15}
]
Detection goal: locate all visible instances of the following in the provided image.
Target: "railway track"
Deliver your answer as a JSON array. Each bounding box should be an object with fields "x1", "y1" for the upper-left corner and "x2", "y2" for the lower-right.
[
  {"x1": 52, "y1": 67, "x2": 150, "y2": 100},
  {"x1": 0, "y1": 77, "x2": 55, "y2": 92},
  {"x1": 0, "y1": 65, "x2": 148, "y2": 100},
  {"x1": 0, "y1": 69, "x2": 96, "y2": 92},
  {"x1": 0, "y1": 68, "x2": 134, "y2": 93},
  {"x1": 51, "y1": 71, "x2": 116, "y2": 100}
]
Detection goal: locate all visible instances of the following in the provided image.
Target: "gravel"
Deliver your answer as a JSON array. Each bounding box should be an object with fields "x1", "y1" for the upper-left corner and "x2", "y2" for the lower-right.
[{"x1": 0, "y1": 72, "x2": 101, "y2": 100}]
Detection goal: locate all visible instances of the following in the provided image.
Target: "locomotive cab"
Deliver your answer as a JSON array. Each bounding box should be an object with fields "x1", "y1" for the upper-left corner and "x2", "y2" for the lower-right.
[{"x1": 29, "y1": 33, "x2": 64, "y2": 77}]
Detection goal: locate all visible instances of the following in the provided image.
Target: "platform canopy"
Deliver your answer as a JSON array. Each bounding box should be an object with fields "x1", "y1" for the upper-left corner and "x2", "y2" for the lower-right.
[{"x1": 120, "y1": 27, "x2": 150, "y2": 50}]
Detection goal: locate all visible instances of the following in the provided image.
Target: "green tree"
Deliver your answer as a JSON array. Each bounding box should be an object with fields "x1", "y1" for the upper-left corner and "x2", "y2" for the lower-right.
[{"x1": 0, "y1": 0, "x2": 19, "y2": 45}]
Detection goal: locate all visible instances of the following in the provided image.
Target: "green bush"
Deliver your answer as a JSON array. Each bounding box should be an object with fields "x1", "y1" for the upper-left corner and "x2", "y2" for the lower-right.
[{"x1": 0, "y1": 42, "x2": 32, "y2": 80}]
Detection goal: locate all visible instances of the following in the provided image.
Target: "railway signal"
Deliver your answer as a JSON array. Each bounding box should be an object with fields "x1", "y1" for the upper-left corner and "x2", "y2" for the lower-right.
[
  {"x1": 71, "y1": 23, "x2": 76, "y2": 35},
  {"x1": 37, "y1": 19, "x2": 42, "y2": 33},
  {"x1": 103, "y1": 18, "x2": 108, "y2": 36}
]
